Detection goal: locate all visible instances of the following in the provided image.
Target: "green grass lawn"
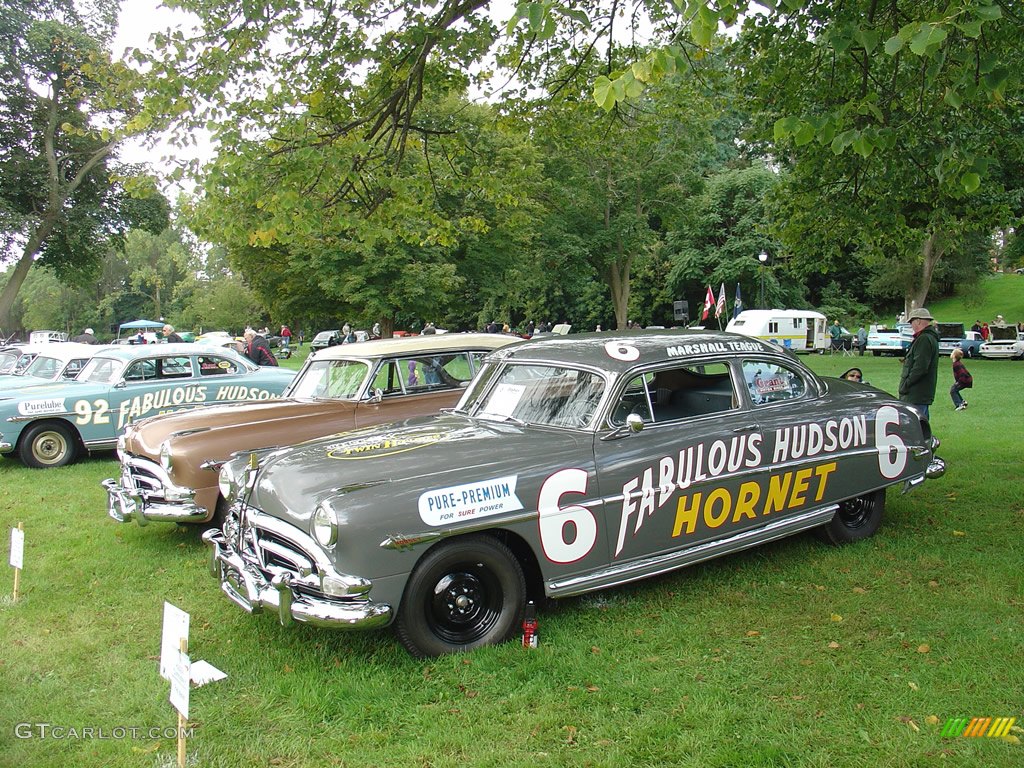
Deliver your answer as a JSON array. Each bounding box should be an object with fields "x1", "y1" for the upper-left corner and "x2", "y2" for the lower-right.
[
  {"x1": 1, "y1": 353, "x2": 1021, "y2": 767},
  {"x1": 927, "y1": 272, "x2": 1024, "y2": 327}
]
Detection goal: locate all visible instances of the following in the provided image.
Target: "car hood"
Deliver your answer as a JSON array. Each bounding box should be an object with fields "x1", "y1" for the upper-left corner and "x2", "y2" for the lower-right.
[
  {"x1": 125, "y1": 398, "x2": 360, "y2": 459},
  {"x1": 238, "y1": 413, "x2": 595, "y2": 533}
]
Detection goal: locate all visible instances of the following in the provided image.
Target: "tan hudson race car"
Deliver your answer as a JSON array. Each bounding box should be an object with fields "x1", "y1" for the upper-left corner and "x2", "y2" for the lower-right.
[{"x1": 103, "y1": 333, "x2": 519, "y2": 528}]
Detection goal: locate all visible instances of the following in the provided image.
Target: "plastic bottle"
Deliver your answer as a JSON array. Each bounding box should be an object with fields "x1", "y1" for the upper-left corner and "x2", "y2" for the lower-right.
[{"x1": 522, "y1": 600, "x2": 538, "y2": 648}]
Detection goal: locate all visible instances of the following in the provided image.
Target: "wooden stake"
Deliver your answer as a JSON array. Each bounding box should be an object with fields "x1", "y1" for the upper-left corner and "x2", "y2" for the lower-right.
[{"x1": 177, "y1": 637, "x2": 187, "y2": 768}]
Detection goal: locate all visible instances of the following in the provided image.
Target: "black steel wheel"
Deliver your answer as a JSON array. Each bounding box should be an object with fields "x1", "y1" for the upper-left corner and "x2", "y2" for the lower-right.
[
  {"x1": 818, "y1": 490, "x2": 885, "y2": 545},
  {"x1": 19, "y1": 421, "x2": 78, "y2": 468},
  {"x1": 396, "y1": 535, "x2": 525, "y2": 658}
]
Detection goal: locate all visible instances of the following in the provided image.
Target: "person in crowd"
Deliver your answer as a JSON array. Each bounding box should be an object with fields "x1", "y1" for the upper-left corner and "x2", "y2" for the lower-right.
[
  {"x1": 341, "y1": 324, "x2": 357, "y2": 344},
  {"x1": 502, "y1": 322, "x2": 511, "y2": 334},
  {"x1": 280, "y1": 325, "x2": 292, "y2": 349},
  {"x1": 949, "y1": 348, "x2": 973, "y2": 411},
  {"x1": 971, "y1": 320, "x2": 982, "y2": 335},
  {"x1": 525, "y1": 320, "x2": 535, "y2": 337},
  {"x1": 421, "y1": 322, "x2": 436, "y2": 335},
  {"x1": 829, "y1": 319, "x2": 843, "y2": 351},
  {"x1": 992, "y1": 314, "x2": 1008, "y2": 329},
  {"x1": 133, "y1": 331, "x2": 146, "y2": 345},
  {"x1": 898, "y1": 307, "x2": 939, "y2": 419},
  {"x1": 243, "y1": 327, "x2": 277, "y2": 366},
  {"x1": 841, "y1": 367, "x2": 864, "y2": 383},
  {"x1": 298, "y1": 329, "x2": 304, "y2": 346},
  {"x1": 371, "y1": 322, "x2": 381, "y2": 339},
  {"x1": 980, "y1": 321, "x2": 990, "y2": 341},
  {"x1": 72, "y1": 327, "x2": 98, "y2": 344},
  {"x1": 162, "y1": 324, "x2": 183, "y2": 343},
  {"x1": 856, "y1": 325, "x2": 868, "y2": 356}
]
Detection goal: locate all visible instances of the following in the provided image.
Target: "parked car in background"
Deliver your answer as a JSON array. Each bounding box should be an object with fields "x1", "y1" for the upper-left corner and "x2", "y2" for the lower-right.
[
  {"x1": 0, "y1": 344, "x2": 295, "y2": 469},
  {"x1": 866, "y1": 323, "x2": 912, "y2": 356},
  {"x1": 979, "y1": 325, "x2": 1024, "y2": 359},
  {"x1": 28, "y1": 330, "x2": 68, "y2": 344},
  {"x1": 936, "y1": 323, "x2": 983, "y2": 358},
  {"x1": 310, "y1": 330, "x2": 341, "y2": 350},
  {"x1": 0, "y1": 343, "x2": 110, "y2": 393},
  {"x1": 104, "y1": 333, "x2": 520, "y2": 528},
  {"x1": 204, "y1": 330, "x2": 945, "y2": 658}
]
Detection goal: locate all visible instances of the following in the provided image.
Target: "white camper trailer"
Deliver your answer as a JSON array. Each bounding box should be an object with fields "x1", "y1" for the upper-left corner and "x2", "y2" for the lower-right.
[{"x1": 725, "y1": 309, "x2": 829, "y2": 353}]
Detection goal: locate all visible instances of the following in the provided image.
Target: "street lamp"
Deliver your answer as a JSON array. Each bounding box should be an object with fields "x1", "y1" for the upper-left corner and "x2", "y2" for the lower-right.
[{"x1": 758, "y1": 251, "x2": 768, "y2": 308}]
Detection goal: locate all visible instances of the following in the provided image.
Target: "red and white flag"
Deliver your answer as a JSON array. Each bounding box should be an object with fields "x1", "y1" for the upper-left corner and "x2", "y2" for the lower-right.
[
  {"x1": 701, "y1": 285, "x2": 715, "y2": 321},
  {"x1": 715, "y1": 283, "x2": 726, "y2": 318}
]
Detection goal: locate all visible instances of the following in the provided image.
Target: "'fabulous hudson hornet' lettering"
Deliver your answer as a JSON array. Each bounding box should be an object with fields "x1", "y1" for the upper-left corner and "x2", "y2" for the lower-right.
[
  {"x1": 418, "y1": 475, "x2": 524, "y2": 526},
  {"x1": 115, "y1": 386, "x2": 209, "y2": 429},
  {"x1": 772, "y1": 416, "x2": 868, "y2": 463},
  {"x1": 671, "y1": 462, "x2": 838, "y2": 538}
]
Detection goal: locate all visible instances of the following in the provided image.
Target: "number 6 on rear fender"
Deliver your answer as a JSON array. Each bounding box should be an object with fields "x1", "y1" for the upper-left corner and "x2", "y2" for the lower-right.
[
  {"x1": 537, "y1": 468, "x2": 597, "y2": 564},
  {"x1": 875, "y1": 405, "x2": 907, "y2": 479}
]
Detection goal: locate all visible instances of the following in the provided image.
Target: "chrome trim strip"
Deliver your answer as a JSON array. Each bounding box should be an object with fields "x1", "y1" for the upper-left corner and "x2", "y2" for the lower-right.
[
  {"x1": 547, "y1": 504, "x2": 839, "y2": 596},
  {"x1": 379, "y1": 509, "x2": 539, "y2": 550}
]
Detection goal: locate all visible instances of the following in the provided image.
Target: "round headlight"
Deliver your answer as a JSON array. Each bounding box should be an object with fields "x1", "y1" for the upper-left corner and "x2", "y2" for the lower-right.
[
  {"x1": 218, "y1": 464, "x2": 237, "y2": 501},
  {"x1": 159, "y1": 440, "x2": 173, "y2": 471},
  {"x1": 311, "y1": 504, "x2": 338, "y2": 549}
]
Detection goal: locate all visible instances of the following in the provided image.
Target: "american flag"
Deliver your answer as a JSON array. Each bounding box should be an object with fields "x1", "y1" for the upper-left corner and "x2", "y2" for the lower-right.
[{"x1": 715, "y1": 283, "x2": 726, "y2": 318}]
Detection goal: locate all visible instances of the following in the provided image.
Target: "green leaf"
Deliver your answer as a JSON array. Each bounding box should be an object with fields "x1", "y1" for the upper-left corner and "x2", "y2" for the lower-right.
[
  {"x1": 909, "y1": 24, "x2": 947, "y2": 56},
  {"x1": 592, "y1": 76, "x2": 615, "y2": 111},
  {"x1": 854, "y1": 28, "x2": 879, "y2": 54},
  {"x1": 527, "y1": 3, "x2": 544, "y2": 31},
  {"x1": 956, "y1": 19, "x2": 983, "y2": 39},
  {"x1": 831, "y1": 129, "x2": 857, "y2": 154},
  {"x1": 982, "y1": 66, "x2": 1009, "y2": 95},
  {"x1": 624, "y1": 73, "x2": 644, "y2": 98},
  {"x1": 975, "y1": 5, "x2": 1002, "y2": 21},
  {"x1": 961, "y1": 172, "x2": 981, "y2": 193},
  {"x1": 691, "y1": 9, "x2": 716, "y2": 48},
  {"x1": 884, "y1": 35, "x2": 905, "y2": 55},
  {"x1": 852, "y1": 133, "x2": 873, "y2": 158},
  {"x1": 943, "y1": 88, "x2": 962, "y2": 108},
  {"x1": 794, "y1": 122, "x2": 815, "y2": 146},
  {"x1": 773, "y1": 116, "x2": 801, "y2": 140}
]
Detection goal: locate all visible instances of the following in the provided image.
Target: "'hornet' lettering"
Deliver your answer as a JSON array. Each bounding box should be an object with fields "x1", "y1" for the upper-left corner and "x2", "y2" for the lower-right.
[{"x1": 671, "y1": 462, "x2": 838, "y2": 538}]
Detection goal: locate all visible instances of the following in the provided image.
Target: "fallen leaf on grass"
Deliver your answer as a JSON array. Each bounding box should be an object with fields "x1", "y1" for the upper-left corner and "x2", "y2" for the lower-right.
[
  {"x1": 928, "y1": 580, "x2": 939, "y2": 588},
  {"x1": 586, "y1": 685, "x2": 600, "y2": 693},
  {"x1": 828, "y1": 641, "x2": 841, "y2": 649},
  {"x1": 852, "y1": 587, "x2": 867, "y2": 594},
  {"x1": 283, "y1": 664, "x2": 293, "y2": 673},
  {"x1": 1002, "y1": 735, "x2": 1021, "y2": 745},
  {"x1": 591, "y1": 646, "x2": 601, "y2": 654},
  {"x1": 564, "y1": 725, "x2": 577, "y2": 745},
  {"x1": 952, "y1": 530, "x2": 966, "y2": 537},
  {"x1": 897, "y1": 716, "x2": 920, "y2": 732},
  {"x1": 917, "y1": 644, "x2": 931, "y2": 654},
  {"x1": 831, "y1": 613, "x2": 843, "y2": 622},
  {"x1": 908, "y1": 682, "x2": 919, "y2": 691},
  {"x1": 925, "y1": 715, "x2": 940, "y2": 726},
  {"x1": 745, "y1": 630, "x2": 760, "y2": 637}
]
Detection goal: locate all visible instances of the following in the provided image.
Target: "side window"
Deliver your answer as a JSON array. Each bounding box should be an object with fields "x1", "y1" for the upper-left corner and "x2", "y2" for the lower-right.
[
  {"x1": 371, "y1": 361, "x2": 404, "y2": 396},
  {"x1": 123, "y1": 359, "x2": 157, "y2": 382},
  {"x1": 742, "y1": 360, "x2": 807, "y2": 405},
  {"x1": 768, "y1": 321, "x2": 779, "y2": 334},
  {"x1": 63, "y1": 360, "x2": 86, "y2": 379},
  {"x1": 199, "y1": 355, "x2": 238, "y2": 375},
  {"x1": 160, "y1": 356, "x2": 194, "y2": 378},
  {"x1": 610, "y1": 363, "x2": 737, "y2": 426}
]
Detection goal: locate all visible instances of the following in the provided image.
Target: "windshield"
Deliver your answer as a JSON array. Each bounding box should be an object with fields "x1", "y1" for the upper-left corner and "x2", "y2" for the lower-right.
[
  {"x1": 0, "y1": 351, "x2": 18, "y2": 373},
  {"x1": 23, "y1": 355, "x2": 65, "y2": 380},
  {"x1": 287, "y1": 359, "x2": 369, "y2": 399},
  {"x1": 464, "y1": 363, "x2": 606, "y2": 429},
  {"x1": 78, "y1": 356, "x2": 126, "y2": 384}
]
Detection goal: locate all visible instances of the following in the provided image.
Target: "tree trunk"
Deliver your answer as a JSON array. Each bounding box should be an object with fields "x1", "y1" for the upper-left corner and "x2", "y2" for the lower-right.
[
  {"x1": 0, "y1": 220, "x2": 54, "y2": 331},
  {"x1": 905, "y1": 230, "x2": 943, "y2": 314},
  {"x1": 609, "y1": 239, "x2": 632, "y2": 331}
]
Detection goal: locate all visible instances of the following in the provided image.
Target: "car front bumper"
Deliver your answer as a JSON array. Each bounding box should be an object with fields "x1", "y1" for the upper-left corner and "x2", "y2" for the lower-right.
[
  {"x1": 102, "y1": 455, "x2": 210, "y2": 525},
  {"x1": 201, "y1": 509, "x2": 392, "y2": 630}
]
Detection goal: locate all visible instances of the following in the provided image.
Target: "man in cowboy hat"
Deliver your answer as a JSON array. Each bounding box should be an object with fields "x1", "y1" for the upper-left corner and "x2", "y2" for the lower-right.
[{"x1": 898, "y1": 307, "x2": 939, "y2": 419}]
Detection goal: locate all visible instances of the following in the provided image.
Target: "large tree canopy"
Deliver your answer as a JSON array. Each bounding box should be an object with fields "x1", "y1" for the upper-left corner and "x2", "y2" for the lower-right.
[{"x1": 0, "y1": 0, "x2": 160, "y2": 330}]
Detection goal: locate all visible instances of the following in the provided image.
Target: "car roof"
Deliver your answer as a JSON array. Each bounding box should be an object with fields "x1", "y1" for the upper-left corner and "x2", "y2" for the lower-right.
[
  {"x1": 310, "y1": 332, "x2": 521, "y2": 360},
  {"x1": 89, "y1": 342, "x2": 251, "y2": 362},
  {"x1": 25, "y1": 342, "x2": 113, "y2": 362},
  {"x1": 495, "y1": 330, "x2": 792, "y2": 374}
]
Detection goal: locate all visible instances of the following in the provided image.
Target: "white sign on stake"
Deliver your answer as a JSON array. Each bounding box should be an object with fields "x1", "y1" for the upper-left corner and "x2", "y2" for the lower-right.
[
  {"x1": 160, "y1": 602, "x2": 190, "y2": 681},
  {"x1": 169, "y1": 649, "x2": 190, "y2": 719},
  {"x1": 10, "y1": 526, "x2": 24, "y2": 570}
]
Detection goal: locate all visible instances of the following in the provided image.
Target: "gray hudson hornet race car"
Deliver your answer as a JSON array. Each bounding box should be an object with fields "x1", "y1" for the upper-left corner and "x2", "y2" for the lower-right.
[{"x1": 204, "y1": 331, "x2": 945, "y2": 658}]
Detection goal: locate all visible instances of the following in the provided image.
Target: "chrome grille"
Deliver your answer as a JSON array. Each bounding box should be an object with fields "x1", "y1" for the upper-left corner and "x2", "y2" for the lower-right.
[
  {"x1": 123, "y1": 457, "x2": 163, "y2": 496},
  {"x1": 233, "y1": 505, "x2": 327, "y2": 598}
]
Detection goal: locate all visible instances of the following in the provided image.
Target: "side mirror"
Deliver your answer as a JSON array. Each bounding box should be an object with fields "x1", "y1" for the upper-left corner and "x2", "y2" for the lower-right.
[
  {"x1": 371, "y1": 387, "x2": 383, "y2": 403},
  {"x1": 626, "y1": 413, "x2": 645, "y2": 433}
]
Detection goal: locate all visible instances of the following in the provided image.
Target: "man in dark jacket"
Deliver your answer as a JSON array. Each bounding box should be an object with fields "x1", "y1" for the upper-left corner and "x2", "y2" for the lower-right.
[
  {"x1": 898, "y1": 307, "x2": 939, "y2": 419},
  {"x1": 162, "y1": 324, "x2": 183, "y2": 343},
  {"x1": 243, "y1": 328, "x2": 277, "y2": 366}
]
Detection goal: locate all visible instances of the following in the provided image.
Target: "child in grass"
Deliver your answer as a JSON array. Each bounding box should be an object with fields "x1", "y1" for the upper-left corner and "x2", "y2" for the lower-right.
[{"x1": 950, "y1": 348, "x2": 973, "y2": 411}]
